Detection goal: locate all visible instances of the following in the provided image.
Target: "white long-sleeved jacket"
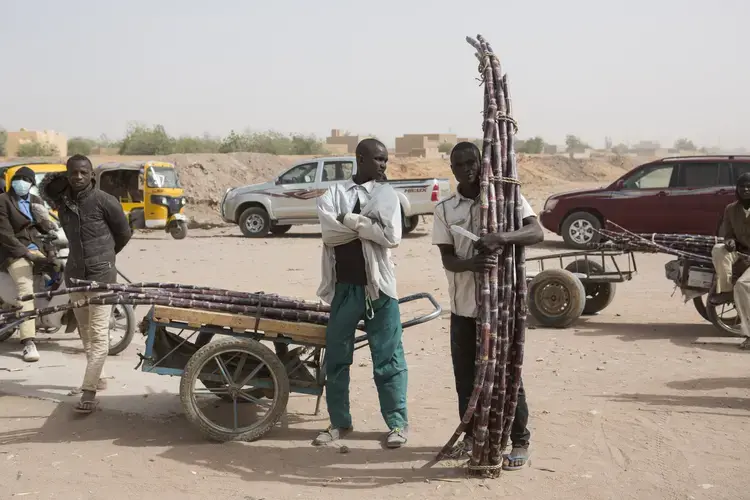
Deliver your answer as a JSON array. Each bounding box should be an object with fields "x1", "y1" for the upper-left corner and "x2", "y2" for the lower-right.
[{"x1": 316, "y1": 179, "x2": 401, "y2": 304}]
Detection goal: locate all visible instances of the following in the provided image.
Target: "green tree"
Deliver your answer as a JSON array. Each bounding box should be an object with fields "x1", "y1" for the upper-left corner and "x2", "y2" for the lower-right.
[
  {"x1": 17, "y1": 140, "x2": 59, "y2": 157},
  {"x1": 612, "y1": 143, "x2": 629, "y2": 154},
  {"x1": 67, "y1": 137, "x2": 96, "y2": 156},
  {"x1": 517, "y1": 136, "x2": 545, "y2": 154},
  {"x1": 218, "y1": 130, "x2": 251, "y2": 153},
  {"x1": 0, "y1": 128, "x2": 7, "y2": 156},
  {"x1": 173, "y1": 134, "x2": 221, "y2": 154},
  {"x1": 289, "y1": 134, "x2": 327, "y2": 155},
  {"x1": 118, "y1": 124, "x2": 174, "y2": 155},
  {"x1": 565, "y1": 134, "x2": 589, "y2": 151},
  {"x1": 674, "y1": 138, "x2": 696, "y2": 151},
  {"x1": 438, "y1": 141, "x2": 455, "y2": 154}
]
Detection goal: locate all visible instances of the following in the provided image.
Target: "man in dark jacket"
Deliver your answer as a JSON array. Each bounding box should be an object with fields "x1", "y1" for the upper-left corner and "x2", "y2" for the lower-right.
[
  {"x1": 0, "y1": 166, "x2": 51, "y2": 362},
  {"x1": 50, "y1": 154, "x2": 132, "y2": 413}
]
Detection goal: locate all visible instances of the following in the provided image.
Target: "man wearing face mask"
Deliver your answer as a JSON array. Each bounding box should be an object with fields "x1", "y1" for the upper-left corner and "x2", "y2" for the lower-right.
[{"x1": 0, "y1": 167, "x2": 51, "y2": 362}]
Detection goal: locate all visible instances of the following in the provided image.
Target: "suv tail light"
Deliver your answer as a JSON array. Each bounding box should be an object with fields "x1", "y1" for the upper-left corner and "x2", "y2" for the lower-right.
[{"x1": 431, "y1": 182, "x2": 440, "y2": 202}]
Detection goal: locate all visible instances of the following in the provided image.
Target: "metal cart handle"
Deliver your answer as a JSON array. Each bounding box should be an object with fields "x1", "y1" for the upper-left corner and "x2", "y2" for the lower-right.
[{"x1": 353, "y1": 292, "x2": 442, "y2": 343}]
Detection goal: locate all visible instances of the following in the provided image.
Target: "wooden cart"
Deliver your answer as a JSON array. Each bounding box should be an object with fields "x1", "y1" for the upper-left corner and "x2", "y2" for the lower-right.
[{"x1": 136, "y1": 293, "x2": 441, "y2": 442}]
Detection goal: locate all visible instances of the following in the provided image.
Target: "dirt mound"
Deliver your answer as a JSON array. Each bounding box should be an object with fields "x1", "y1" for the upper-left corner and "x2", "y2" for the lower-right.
[
  {"x1": 387, "y1": 154, "x2": 637, "y2": 187},
  {"x1": 87, "y1": 153, "x2": 294, "y2": 207},
  {"x1": 14, "y1": 152, "x2": 640, "y2": 222}
]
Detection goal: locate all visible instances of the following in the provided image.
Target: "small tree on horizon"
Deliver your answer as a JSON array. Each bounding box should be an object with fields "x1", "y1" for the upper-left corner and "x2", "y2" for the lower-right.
[
  {"x1": 17, "y1": 140, "x2": 59, "y2": 157},
  {"x1": 674, "y1": 138, "x2": 696, "y2": 151},
  {"x1": 438, "y1": 141, "x2": 455, "y2": 154}
]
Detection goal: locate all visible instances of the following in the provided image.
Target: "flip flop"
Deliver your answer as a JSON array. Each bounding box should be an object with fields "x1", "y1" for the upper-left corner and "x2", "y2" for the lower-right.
[
  {"x1": 502, "y1": 448, "x2": 530, "y2": 471},
  {"x1": 73, "y1": 399, "x2": 98, "y2": 414}
]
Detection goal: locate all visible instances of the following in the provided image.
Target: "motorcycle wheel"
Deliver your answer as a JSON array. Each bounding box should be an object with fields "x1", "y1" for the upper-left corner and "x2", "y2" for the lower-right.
[
  {"x1": 0, "y1": 327, "x2": 17, "y2": 342},
  {"x1": 108, "y1": 304, "x2": 137, "y2": 356}
]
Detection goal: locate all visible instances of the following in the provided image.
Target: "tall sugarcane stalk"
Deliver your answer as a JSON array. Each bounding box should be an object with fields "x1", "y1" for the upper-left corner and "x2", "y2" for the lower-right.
[
  {"x1": 435, "y1": 39, "x2": 500, "y2": 461},
  {"x1": 501, "y1": 73, "x2": 528, "y2": 455},
  {"x1": 435, "y1": 35, "x2": 527, "y2": 479},
  {"x1": 470, "y1": 35, "x2": 501, "y2": 467}
]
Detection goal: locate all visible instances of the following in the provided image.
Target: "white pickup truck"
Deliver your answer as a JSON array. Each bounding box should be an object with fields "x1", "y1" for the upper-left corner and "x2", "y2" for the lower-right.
[{"x1": 220, "y1": 156, "x2": 451, "y2": 237}]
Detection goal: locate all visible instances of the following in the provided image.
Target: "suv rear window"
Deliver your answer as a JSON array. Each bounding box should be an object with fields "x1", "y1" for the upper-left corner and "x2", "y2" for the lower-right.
[{"x1": 678, "y1": 162, "x2": 724, "y2": 187}]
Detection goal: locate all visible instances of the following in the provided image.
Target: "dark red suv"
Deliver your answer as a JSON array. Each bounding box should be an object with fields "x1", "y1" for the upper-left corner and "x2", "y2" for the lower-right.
[{"x1": 539, "y1": 156, "x2": 750, "y2": 249}]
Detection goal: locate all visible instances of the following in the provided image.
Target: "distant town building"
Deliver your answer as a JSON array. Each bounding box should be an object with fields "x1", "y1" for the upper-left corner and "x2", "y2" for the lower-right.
[
  {"x1": 395, "y1": 133, "x2": 457, "y2": 158},
  {"x1": 325, "y1": 129, "x2": 359, "y2": 154},
  {"x1": 630, "y1": 140, "x2": 666, "y2": 157},
  {"x1": 4, "y1": 129, "x2": 67, "y2": 157}
]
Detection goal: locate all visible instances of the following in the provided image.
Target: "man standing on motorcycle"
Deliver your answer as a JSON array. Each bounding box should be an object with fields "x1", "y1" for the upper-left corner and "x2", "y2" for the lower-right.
[
  {"x1": 0, "y1": 167, "x2": 51, "y2": 362},
  {"x1": 48, "y1": 154, "x2": 132, "y2": 414}
]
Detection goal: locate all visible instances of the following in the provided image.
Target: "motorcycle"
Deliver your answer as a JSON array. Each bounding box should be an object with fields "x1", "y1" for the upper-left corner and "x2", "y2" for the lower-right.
[{"x1": 0, "y1": 229, "x2": 136, "y2": 355}]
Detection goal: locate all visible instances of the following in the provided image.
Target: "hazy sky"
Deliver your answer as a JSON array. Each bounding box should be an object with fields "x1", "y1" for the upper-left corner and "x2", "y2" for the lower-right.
[{"x1": 2, "y1": 0, "x2": 747, "y2": 149}]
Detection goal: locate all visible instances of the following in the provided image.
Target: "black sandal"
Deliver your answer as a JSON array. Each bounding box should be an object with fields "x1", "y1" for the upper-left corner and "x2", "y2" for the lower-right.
[{"x1": 73, "y1": 399, "x2": 98, "y2": 414}]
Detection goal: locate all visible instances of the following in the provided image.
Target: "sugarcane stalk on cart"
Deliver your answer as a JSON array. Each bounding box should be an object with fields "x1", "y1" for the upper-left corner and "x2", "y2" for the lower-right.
[
  {"x1": 0, "y1": 291, "x2": 332, "y2": 327},
  {"x1": 16, "y1": 280, "x2": 330, "y2": 313},
  {"x1": 595, "y1": 221, "x2": 741, "y2": 263}
]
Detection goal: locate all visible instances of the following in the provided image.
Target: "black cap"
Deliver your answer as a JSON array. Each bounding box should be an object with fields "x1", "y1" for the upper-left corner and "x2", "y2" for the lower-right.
[{"x1": 12, "y1": 166, "x2": 36, "y2": 185}]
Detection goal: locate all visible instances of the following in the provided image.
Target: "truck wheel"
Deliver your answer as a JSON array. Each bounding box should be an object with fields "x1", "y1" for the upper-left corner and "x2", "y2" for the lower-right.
[
  {"x1": 270, "y1": 225, "x2": 292, "y2": 235},
  {"x1": 564, "y1": 259, "x2": 616, "y2": 315},
  {"x1": 402, "y1": 214, "x2": 419, "y2": 235},
  {"x1": 239, "y1": 207, "x2": 271, "y2": 238},
  {"x1": 561, "y1": 211, "x2": 602, "y2": 249},
  {"x1": 528, "y1": 269, "x2": 586, "y2": 328}
]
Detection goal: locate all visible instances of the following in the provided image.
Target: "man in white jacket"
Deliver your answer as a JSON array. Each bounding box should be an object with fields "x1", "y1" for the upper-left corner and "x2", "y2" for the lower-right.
[{"x1": 313, "y1": 138, "x2": 408, "y2": 449}]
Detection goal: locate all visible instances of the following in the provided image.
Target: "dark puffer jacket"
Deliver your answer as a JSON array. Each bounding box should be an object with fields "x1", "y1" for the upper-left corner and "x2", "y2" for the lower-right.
[{"x1": 41, "y1": 172, "x2": 132, "y2": 285}]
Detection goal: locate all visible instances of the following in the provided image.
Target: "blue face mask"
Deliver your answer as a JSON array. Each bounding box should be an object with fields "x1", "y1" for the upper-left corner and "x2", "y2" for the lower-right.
[{"x1": 11, "y1": 179, "x2": 32, "y2": 197}]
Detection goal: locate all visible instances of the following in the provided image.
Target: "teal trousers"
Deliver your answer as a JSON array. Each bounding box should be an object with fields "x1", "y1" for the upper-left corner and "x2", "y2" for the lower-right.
[{"x1": 325, "y1": 283, "x2": 408, "y2": 430}]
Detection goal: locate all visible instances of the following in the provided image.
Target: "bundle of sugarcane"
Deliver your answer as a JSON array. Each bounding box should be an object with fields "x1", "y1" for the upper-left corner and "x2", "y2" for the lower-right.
[
  {"x1": 596, "y1": 221, "x2": 726, "y2": 264},
  {"x1": 434, "y1": 35, "x2": 526, "y2": 478},
  {"x1": 0, "y1": 280, "x2": 331, "y2": 327}
]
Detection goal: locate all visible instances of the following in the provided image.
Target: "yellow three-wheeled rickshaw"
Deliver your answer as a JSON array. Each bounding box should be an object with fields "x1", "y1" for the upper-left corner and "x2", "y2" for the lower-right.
[{"x1": 96, "y1": 161, "x2": 189, "y2": 240}]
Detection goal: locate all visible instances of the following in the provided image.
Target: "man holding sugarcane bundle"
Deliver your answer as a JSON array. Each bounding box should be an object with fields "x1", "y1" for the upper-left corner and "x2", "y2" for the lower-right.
[
  {"x1": 433, "y1": 142, "x2": 543, "y2": 470},
  {"x1": 313, "y1": 138, "x2": 409, "y2": 448},
  {"x1": 711, "y1": 173, "x2": 750, "y2": 337}
]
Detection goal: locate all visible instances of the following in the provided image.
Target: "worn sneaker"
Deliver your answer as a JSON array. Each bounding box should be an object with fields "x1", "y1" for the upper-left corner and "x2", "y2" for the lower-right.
[
  {"x1": 22, "y1": 341, "x2": 40, "y2": 362},
  {"x1": 312, "y1": 426, "x2": 353, "y2": 446},
  {"x1": 386, "y1": 426, "x2": 408, "y2": 448}
]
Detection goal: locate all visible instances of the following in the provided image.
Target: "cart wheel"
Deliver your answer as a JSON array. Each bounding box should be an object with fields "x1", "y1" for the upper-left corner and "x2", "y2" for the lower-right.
[
  {"x1": 528, "y1": 269, "x2": 586, "y2": 328},
  {"x1": 692, "y1": 296, "x2": 710, "y2": 321},
  {"x1": 705, "y1": 286, "x2": 744, "y2": 337},
  {"x1": 564, "y1": 259, "x2": 616, "y2": 315},
  {"x1": 180, "y1": 337, "x2": 290, "y2": 442}
]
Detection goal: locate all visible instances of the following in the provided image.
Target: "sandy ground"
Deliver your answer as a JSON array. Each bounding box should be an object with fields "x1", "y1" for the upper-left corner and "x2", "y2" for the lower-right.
[{"x1": 1, "y1": 214, "x2": 749, "y2": 500}]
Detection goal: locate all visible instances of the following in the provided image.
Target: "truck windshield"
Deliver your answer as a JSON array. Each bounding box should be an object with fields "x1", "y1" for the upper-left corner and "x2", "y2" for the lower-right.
[{"x1": 147, "y1": 167, "x2": 180, "y2": 188}]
